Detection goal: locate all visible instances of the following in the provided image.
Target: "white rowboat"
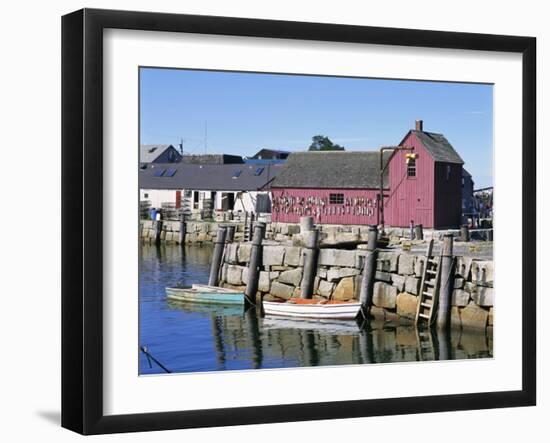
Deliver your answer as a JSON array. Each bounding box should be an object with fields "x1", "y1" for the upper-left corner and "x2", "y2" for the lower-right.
[{"x1": 263, "y1": 298, "x2": 361, "y2": 320}]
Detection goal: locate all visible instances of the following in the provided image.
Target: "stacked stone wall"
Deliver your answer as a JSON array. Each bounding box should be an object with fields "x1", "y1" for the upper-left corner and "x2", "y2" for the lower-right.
[{"x1": 218, "y1": 242, "x2": 494, "y2": 331}]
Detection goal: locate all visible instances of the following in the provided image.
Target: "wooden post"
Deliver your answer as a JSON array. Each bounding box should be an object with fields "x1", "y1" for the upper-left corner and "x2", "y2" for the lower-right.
[
  {"x1": 244, "y1": 306, "x2": 263, "y2": 369},
  {"x1": 208, "y1": 226, "x2": 227, "y2": 287},
  {"x1": 460, "y1": 225, "x2": 470, "y2": 242},
  {"x1": 178, "y1": 212, "x2": 186, "y2": 245},
  {"x1": 359, "y1": 225, "x2": 378, "y2": 319},
  {"x1": 300, "y1": 216, "x2": 314, "y2": 233},
  {"x1": 436, "y1": 234, "x2": 454, "y2": 330},
  {"x1": 300, "y1": 228, "x2": 319, "y2": 299},
  {"x1": 436, "y1": 326, "x2": 452, "y2": 361},
  {"x1": 249, "y1": 212, "x2": 255, "y2": 240},
  {"x1": 245, "y1": 223, "x2": 265, "y2": 306},
  {"x1": 300, "y1": 330, "x2": 319, "y2": 366},
  {"x1": 226, "y1": 225, "x2": 235, "y2": 243},
  {"x1": 358, "y1": 329, "x2": 374, "y2": 364},
  {"x1": 414, "y1": 224, "x2": 424, "y2": 240},
  {"x1": 210, "y1": 316, "x2": 227, "y2": 370},
  {"x1": 153, "y1": 220, "x2": 163, "y2": 246}
]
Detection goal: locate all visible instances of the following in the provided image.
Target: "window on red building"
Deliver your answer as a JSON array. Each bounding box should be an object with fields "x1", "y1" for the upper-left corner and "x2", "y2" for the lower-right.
[
  {"x1": 407, "y1": 157, "x2": 416, "y2": 178},
  {"x1": 329, "y1": 193, "x2": 344, "y2": 204}
]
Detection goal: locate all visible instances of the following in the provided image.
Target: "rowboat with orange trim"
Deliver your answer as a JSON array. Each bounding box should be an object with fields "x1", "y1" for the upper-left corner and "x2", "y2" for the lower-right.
[{"x1": 262, "y1": 298, "x2": 361, "y2": 320}]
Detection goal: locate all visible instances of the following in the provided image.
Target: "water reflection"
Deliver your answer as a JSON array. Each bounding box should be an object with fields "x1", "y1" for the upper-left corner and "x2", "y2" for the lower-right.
[
  {"x1": 157, "y1": 300, "x2": 492, "y2": 373},
  {"x1": 140, "y1": 244, "x2": 492, "y2": 375}
]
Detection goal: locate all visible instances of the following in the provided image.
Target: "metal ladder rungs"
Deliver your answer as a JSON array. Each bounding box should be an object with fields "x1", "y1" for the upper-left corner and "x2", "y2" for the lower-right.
[
  {"x1": 418, "y1": 313, "x2": 430, "y2": 319},
  {"x1": 422, "y1": 291, "x2": 433, "y2": 297},
  {"x1": 427, "y1": 270, "x2": 437, "y2": 275},
  {"x1": 420, "y1": 302, "x2": 432, "y2": 308}
]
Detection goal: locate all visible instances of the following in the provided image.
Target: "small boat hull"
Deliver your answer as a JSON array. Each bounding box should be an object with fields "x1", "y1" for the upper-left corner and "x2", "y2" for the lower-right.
[
  {"x1": 263, "y1": 298, "x2": 361, "y2": 320},
  {"x1": 166, "y1": 300, "x2": 244, "y2": 316},
  {"x1": 166, "y1": 284, "x2": 244, "y2": 305},
  {"x1": 262, "y1": 317, "x2": 360, "y2": 333}
]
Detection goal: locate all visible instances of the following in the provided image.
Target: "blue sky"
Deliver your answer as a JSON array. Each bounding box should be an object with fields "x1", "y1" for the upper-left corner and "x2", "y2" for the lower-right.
[{"x1": 140, "y1": 68, "x2": 493, "y2": 188}]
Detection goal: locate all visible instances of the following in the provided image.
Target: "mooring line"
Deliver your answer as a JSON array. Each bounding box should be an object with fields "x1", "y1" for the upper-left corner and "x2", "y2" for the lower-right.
[
  {"x1": 144, "y1": 351, "x2": 153, "y2": 369},
  {"x1": 140, "y1": 346, "x2": 172, "y2": 373}
]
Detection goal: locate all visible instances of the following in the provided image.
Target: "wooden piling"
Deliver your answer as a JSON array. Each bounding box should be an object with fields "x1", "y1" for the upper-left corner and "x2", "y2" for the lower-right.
[
  {"x1": 178, "y1": 212, "x2": 186, "y2": 245},
  {"x1": 248, "y1": 212, "x2": 256, "y2": 241},
  {"x1": 153, "y1": 220, "x2": 163, "y2": 246},
  {"x1": 414, "y1": 224, "x2": 424, "y2": 240},
  {"x1": 460, "y1": 225, "x2": 470, "y2": 242},
  {"x1": 208, "y1": 226, "x2": 227, "y2": 286},
  {"x1": 436, "y1": 326, "x2": 452, "y2": 360},
  {"x1": 358, "y1": 328, "x2": 374, "y2": 364},
  {"x1": 245, "y1": 223, "x2": 265, "y2": 306},
  {"x1": 359, "y1": 225, "x2": 378, "y2": 318},
  {"x1": 300, "y1": 216, "x2": 314, "y2": 233},
  {"x1": 300, "y1": 228, "x2": 320, "y2": 299},
  {"x1": 244, "y1": 306, "x2": 263, "y2": 368},
  {"x1": 226, "y1": 225, "x2": 235, "y2": 243},
  {"x1": 436, "y1": 234, "x2": 454, "y2": 330}
]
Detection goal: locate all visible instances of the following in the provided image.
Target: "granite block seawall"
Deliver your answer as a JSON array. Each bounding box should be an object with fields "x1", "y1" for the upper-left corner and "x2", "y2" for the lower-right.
[{"x1": 219, "y1": 242, "x2": 494, "y2": 331}]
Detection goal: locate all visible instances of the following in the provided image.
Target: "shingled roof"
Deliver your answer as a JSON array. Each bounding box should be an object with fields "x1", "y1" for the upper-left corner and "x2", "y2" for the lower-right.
[
  {"x1": 139, "y1": 162, "x2": 282, "y2": 191},
  {"x1": 271, "y1": 151, "x2": 391, "y2": 189},
  {"x1": 180, "y1": 154, "x2": 244, "y2": 165},
  {"x1": 140, "y1": 144, "x2": 181, "y2": 163},
  {"x1": 410, "y1": 131, "x2": 464, "y2": 164}
]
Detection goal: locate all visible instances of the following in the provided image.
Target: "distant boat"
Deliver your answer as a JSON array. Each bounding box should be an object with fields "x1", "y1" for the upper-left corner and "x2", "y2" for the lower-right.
[
  {"x1": 166, "y1": 284, "x2": 245, "y2": 305},
  {"x1": 263, "y1": 298, "x2": 362, "y2": 320}
]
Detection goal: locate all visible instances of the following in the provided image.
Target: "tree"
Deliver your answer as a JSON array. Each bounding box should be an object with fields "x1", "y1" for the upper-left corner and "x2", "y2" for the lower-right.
[{"x1": 308, "y1": 135, "x2": 345, "y2": 151}]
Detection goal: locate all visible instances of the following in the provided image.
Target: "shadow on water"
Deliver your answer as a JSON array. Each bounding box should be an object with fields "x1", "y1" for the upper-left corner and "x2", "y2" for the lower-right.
[{"x1": 139, "y1": 244, "x2": 493, "y2": 375}]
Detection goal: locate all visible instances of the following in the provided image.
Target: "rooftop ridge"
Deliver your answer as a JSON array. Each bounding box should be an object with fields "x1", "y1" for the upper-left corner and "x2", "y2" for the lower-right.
[{"x1": 291, "y1": 149, "x2": 382, "y2": 154}]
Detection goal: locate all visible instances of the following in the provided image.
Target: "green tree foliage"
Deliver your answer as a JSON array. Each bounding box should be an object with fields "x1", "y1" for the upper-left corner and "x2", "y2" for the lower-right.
[{"x1": 308, "y1": 135, "x2": 345, "y2": 151}]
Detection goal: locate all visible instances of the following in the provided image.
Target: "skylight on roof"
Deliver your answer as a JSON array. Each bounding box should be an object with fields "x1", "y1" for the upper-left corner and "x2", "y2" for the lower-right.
[
  {"x1": 154, "y1": 169, "x2": 166, "y2": 177},
  {"x1": 165, "y1": 169, "x2": 177, "y2": 177},
  {"x1": 232, "y1": 170, "x2": 242, "y2": 178},
  {"x1": 254, "y1": 167, "x2": 264, "y2": 176}
]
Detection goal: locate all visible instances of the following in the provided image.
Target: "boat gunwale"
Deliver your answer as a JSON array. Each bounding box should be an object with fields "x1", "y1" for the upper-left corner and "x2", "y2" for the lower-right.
[{"x1": 166, "y1": 285, "x2": 244, "y2": 295}]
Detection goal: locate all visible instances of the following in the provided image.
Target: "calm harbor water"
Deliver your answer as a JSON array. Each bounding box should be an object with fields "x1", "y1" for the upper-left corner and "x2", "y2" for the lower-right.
[{"x1": 139, "y1": 244, "x2": 493, "y2": 375}]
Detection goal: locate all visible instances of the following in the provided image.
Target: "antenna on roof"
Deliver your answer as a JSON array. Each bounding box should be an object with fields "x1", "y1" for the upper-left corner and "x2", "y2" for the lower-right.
[
  {"x1": 178, "y1": 138, "x2": 185, "y2": 155},
  {"x1": 204, "y1": 120, "x2": 208, "y2": 155}
]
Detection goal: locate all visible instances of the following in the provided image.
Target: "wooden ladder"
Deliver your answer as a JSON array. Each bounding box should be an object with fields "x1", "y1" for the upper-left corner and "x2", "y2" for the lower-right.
[
  {"x1": 415, "y1": 327, "x2": 437, "y2": 361},
  {"x1": 415, "y1": 239, "x2": 441, "y2": 326}
]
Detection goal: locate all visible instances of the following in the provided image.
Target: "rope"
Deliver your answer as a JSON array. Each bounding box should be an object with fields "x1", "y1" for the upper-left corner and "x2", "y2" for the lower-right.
[{"x1": 140, "y1": 346, "x2": 172, "y2": 373}]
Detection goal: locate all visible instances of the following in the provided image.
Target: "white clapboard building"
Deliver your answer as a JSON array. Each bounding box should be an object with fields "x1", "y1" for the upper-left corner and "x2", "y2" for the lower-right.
[{"x1": 139, "y1": 162, "x2": 281, "y2": 218}]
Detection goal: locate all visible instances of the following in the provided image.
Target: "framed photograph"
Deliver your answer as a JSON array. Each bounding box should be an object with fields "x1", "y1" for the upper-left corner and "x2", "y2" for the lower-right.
[{"x1": 62, "y1": 8, "x2": 536, "y2": 435}]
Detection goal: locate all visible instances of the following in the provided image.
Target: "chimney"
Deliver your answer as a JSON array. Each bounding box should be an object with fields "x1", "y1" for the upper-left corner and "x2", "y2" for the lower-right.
[{"x1": 415, "y1": 120, "x2": 423, "y2": 131}]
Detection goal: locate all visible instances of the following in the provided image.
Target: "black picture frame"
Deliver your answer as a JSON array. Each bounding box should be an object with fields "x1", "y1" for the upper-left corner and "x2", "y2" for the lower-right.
[{"x1": 61, "y1": 8, "x2": 536, "y2": 435}]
